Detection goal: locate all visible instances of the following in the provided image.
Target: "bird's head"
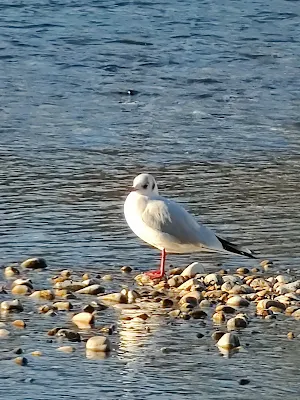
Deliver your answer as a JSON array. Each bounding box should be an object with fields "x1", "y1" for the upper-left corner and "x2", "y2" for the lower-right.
[{"x1": 132, "y1": 173, "x2": 159, "y2": 196}]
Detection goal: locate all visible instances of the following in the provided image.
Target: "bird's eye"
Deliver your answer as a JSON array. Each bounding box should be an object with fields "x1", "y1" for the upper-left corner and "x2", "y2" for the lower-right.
[{"x1": 142, "y1": 184, "x2": 148, "y2": 189}]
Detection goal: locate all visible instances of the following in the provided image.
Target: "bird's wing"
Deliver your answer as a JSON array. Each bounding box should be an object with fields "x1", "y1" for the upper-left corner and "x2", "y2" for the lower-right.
[{"x1": 141, "y1": 196, "x2": 223, "y2": 251}]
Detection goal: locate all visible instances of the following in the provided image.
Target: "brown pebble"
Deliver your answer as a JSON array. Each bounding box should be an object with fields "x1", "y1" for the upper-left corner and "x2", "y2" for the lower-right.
[
  {"x1": 14, "y1": 356, "x2": 28, "y2": 366},
  {"x1": 121, "y1": 266, "x2": 133, "y2": 273},
  {"x1": 216, "y1": 305, "x2": 236, "y2": 314},
  {"x1": 190, "y1": 309, "x2": 207, "y2": 319},
  {"x1": 12, "y1": 319, "x2": 26, "y2": 329},
  {"x1": 287, "y1": 331, "x2": 295, "y2": 339},
  {"x1": 236, "y1": 267, "x2": 249, "y2": 275}
]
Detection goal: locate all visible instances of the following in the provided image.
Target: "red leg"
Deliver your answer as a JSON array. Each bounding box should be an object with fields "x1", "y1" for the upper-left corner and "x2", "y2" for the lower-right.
[{"x1": 145, "y1": 249, "x2": 166, "y2": 279}]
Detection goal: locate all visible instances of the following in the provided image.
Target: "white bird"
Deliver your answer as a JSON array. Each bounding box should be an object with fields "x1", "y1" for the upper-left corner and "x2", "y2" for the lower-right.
[{"x1": 124, "y1": 173, "x2": 255, "y2": 279}]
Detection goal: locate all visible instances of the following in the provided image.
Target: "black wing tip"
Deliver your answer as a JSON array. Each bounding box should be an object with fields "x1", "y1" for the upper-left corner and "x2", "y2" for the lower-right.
[{"x1": 217, "y1": 236, "x2": 257, "y2": 259}]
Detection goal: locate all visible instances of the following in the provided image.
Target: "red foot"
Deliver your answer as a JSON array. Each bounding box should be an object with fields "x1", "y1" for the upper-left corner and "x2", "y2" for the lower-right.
[{"x1": 145, "y1": 270, "x2": 164, "y2": 280}]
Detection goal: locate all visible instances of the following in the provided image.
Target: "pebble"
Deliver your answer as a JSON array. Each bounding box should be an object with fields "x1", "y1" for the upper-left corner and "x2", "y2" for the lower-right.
[
  {"x1": 31, "y1": 351, "x2": 42, "y2": 356},
  {"x1": 167, "y1": 275, "x2": 186, "y2": 287},
  {"x1": 190, "y1": 309, "x2": 207, "y2": 319},
  {"x1": 54, "y1": 280, "x2": 85, "y2": 292},
  {"x1": 12, "y1": 319, "x2": 26, "y2": 329},
  {"x1": 161, "y1": 298, "x2": 174, "y2": 308},
  {"x1": 56, "y1": 329, "x2": 81, "y2": 342},
  {"x1": 226, "y1": 296, "x2": 250, "y2": 308},
  {"x1": 256, "y1": 299, "x2": 286, "y2": 311},
  {"x1": 99, "y1": 292, "x2": 127, "y2": 304},
  {"x1": 12, "y1": 278, "x2": 33, "y2": 289},
  {"x1": 236, "y1": 267, "x2": 249, "y2": 275},
  {"x1": 4, "y1": 265, "x2": 20, "y2": 278},
  {"x1": 57, "y1": 345, "x2": 75, "y2": 353},
  {"x1": 14, "y1": 356, "x2": 28, "y2": 366},
  {"x1": 179, "y1": 291, "x2": 202, "y2": 306},
  {"x1": 21, "y1": 257, "x2": 47, "y2": 269},
  {"x1": 180, "y1": 262, "x2": 205, "y2": 278},
  {"x1": 1, "y1": 299, "x2": 24, "y2": 312},
  {"x1": 239, "y1": 378, "x2": 250, "y2": 385},
  {"x1": 76, "y1": 284, "x2": 105, "y2": 295},
  {"x1": 287, "y1": 331, "x2": 295, "y2": 339},
  {"x1": 72, "y1": 312, "x2": 94, "y2": 329},
  {"x1": 0, "y1": 328, "x2": 10, "y2": 338},
  {"x1": 196, "y1": 332, "x2": 204, "y2": 338},
  {"x1": 121, "y1": 266, "x2": 132, "y2": 273},
  {"x1": 211, "y1": 331, "x2": 226, "y2": 342},
  {"x1": 53, "y1": 301, "x2": 73, "y2": 311},
  {"x1": 215, "y1": 305, "x2": 236, "y2": 314},
  {"x1": 217, "y1": 332, "x2": 240, "y2": 350},
  {"x1": 30, "y1": 290, "x2": 55, "y2": 300},
  {"x1": 86, "y1": 336, "x2": 111, "y2": 352},
  {"x1": 212, "y1": 311, "x2": 226, "y2": 324},
  {"x1": 227, "y1": 317, "x2": 248, "y2": 331},
  {"x1": 101, "y1": 274, "x2": 113, "y2": 281},
  {"x1": 204, "y1": 273, "x2": 222, "y2": 286},
  {"x1": 291, "y1": 309, "x2": 300, "y2": 320},
  {"x1": 11, "y1": 284, "x2": 31, "y2": 295},
  {"x1": 199, "y1": 299, "x2": 211, "y2": 308}
]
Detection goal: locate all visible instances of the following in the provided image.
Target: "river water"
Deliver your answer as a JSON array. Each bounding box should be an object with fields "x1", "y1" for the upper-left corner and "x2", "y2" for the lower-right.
[{"x1": 0, "y1": 0, "x2": 300, "y2": 399}]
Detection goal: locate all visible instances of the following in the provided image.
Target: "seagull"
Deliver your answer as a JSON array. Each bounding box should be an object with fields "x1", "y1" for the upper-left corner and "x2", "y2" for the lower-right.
[{"x1": 124, "y1": 173, "x2": 256, "y2": 279}]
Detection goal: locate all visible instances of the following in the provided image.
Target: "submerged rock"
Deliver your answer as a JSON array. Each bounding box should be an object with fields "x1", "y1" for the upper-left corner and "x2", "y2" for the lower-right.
[
  {"x1": 0, "y1": 328, "x2": 10, "y2": 338},
  {"x1": 1, "y1": 299, "x2": 23, "y2": 312},
  {"x1": 56, "y1": 329, "x2": 81, "y2": 342},
  {"x1": 21, "y1": 257, "x2": 47, "y2": 269},
  {"x1": 217, "y1": 332, "x2": 240, "y2": 350},
  {"x1": 14, "y1": 356, "x2": 28, "y2": 366},
  {"x1": 86, "y1": 336, "x2": 111, "y2": 352},
  {"x1": 12, "y1": 319, "x2": 26, "y2": 329},
  {"x1": 4, "y1": 265, "x2": 20, "y2": 278},
  {"x1": 11, "y1": 284, "x2": 31, "y2": 295},
  {"x1": 72, "y1": 312, "x2": 94, "y2": 329}
]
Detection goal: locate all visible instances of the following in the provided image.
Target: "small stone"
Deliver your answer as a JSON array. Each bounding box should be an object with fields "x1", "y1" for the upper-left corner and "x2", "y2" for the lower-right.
[
  {"x1": 21, "y1": 257, "x2": 47, "y2": 269},
  {"x1": 86, "y1": 336, "x2": 111, "y2": 352},
  {"x1": 161, "y1": 298, "x2": 174, "y2": 308},
  {"x1": 285, "y1": 306, "x2": 299, "y2": 316},
  {"x1": 11, "y1": 284, "x2": 31, "y2": 295},
  {"x1": 239, "y1": 378, "x2": 250, "y2": 385},
  {"x1": 212, "y1": 331, "x2": 226, "y2": 342},
  {"x1": 14, "y1": 356, "x2": 28, "y2": 366},
  {"x1": 199, "y1": 299, "x2": 211, "y2": 308},
  {"x1": 101, "y1": 274, "x2": 113, "y2": 281},
  {"x1": 276, "y1": 275, "x2": 292, "y2": 284},
  {"x1": 12, "y1": 278, "x2": 33, "y2": 289},
  {"x1": 1, "y1": 299, "x2": 23, "y2": 312},
  {"x1": 57, "y1": 345, "x2": 75, "y2": 353},
  {"x1": 0, "y1": 328, "x2": 10, "y2": 338},
  {"x1": 223, "y1": 275, "x2": 243, "y2": 285},
  {"x1": 257, "y1": 299, "x2": 286, "y2": 311},
  {"x1": 4, "y1": 265, "x2": 20, "y2": 278},
  {"x1": 39, "y1": 305, "x2": 54, "y2": 314},
  {"x1": 30, "y1": 290, "x2": 55, "y2": 301},
  {"x1": 121, "y1": 266, "x2": 132, "y2": 273},
  {"x1": 226, "y1": 296, "x2": 250, "y2": 308},
  {"x1": 168, "y1": 309, "x2": 181, "y2": 318},
  {"x1": 47, "y1": 327, "x2": 61, "y2": 336},
  {"x1": 72, "y1": 312, "x2": 94, "y2": 329},
  {"x1": 217, "y1": 332, "x2": 240, "y2": 350},
  {"x1": 236, "y1": 267, "x2": 249, "y2": 275},
  {"x1": 53, "y1": 301, "x2": 73, "y2": 311},
  {"x1": 287, "y1": 331, "x2": 295, "y2": 339},
  {"x1": 76, "y1": 284, "x2": 105, "y2": 295},
  {"x1": 54, "y1": 280, "x2": 85, "y2": 292},
  {"x1": 204, "y1": 273, "x2": 222, "y2": 285},
  {"x1": 212, "y1": 311, "x2": 226, "y2": 324},
  {"x1": 227, "y1": 317, "x2": 248, "y2": 331},
  {"x1": 260, "y1": 260, "x2": 273, "y2": 267},
  {"x1": 292, "y1": 309, "x2": 300, "y2": 320},
  {"x1": 99, "y1": 293, "x2": 127, "y2": 304},
  {"x1": 179, "y1": 291, "x2": 202, "y2": 306},
  {"x1": 216, "y1": 305, "x2": 236, "y2": 314},
  {"x1": 196, "y1": 332, "x2": 204, "y2": 338},
  {"x1": 167, "y1": 275, "x2": 186, "y2": 288},
  {"x1": 31, "y1": 351, "x2": 42, "y2": 356},
  {"x1": 61, "y1": 269, "x2": 72, "y2": 278},
  {"x1": 13, "y1": 348, "x2": 23, "y2": 354},
  {"x1": 180, "y1": 262, "x2": 205, "y2": 278},
  {"x1": 12, "y1": 320, "x2": 26, "y2": 329},
  {"x1": 190, "y1": 309, "x2": 207, "y2": 319},
  {"x1": 56, "y1": 329, "x2": 81, "y2": 342}
]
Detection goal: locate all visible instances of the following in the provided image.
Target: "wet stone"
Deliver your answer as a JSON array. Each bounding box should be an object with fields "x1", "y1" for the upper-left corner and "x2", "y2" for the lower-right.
[
  {"x1": 11, "y1": 284, "x2": 31, "y2": 296},
  {"x1": 12, "y1": 319, "x2": 26, "y2": 329},
  {"x1": 12, "y1": 279, "x2": 33, "y2": 289},
  {"x1": 204, "y1": 273, "x2": 222, "y2": 286},
  {"x1": 1, "y1": 299, "x2": 23, "y2": 312},
  {"x1": 121, "y1": 266, "x2": 132, "y2": 273},
  {"x1": 161, "y1": 298, "x2": 174, "y2": 308},
  {"x1": 215, "y1": 305, "x2": 236, "y2": 314},
  {"x1": 72, "y1": 312, "x2": 94, "y2": 329},
  {"x1": 4, "y1": 265, "x2": 20, "y2": 278},
  {"x1": 14, "y1": 356, "x2": 28, "y2": 366},
  {"x1": 180, "y1": 262, "x2": 205, "y2": 278},
  {"x1": 212, "y1": 331, "x2": 226, "y2": 342},
  {"x1": 190, "y1": 309, "x2": 207, "y2": 319},
  {"x1": 217, "y1": 332, "x2": 240, "y2": 350},
  {"x1": 239, "y1": 379, "x2": 250, "y2": 385},
  {"x1": 226, "y1": 296, "x2": 250, "y2": 308},
  {"x1": 53, "y1": 301, "x2": 73, "y2": 311},
  {"x1": 21, "y1": 257, "x2": 47, "y2": 269},
  {"x1": 30, "y1": 290, "x2": 55, "y2": 301},
  {"x1": 57, "y1": 345, "x2": 75, "y2": 353},
  {"x1": 287, "y1": 331, "x2": 295, "y2": 339},
  {"x1": 56, "y1": 329, "x2": 81, "y2": 342},
  {"x1": 86, "y1": 336, "x2": 111, "y2": 352},
  {"x1": 0, "y1": 328, "x2": 10, "y2": 338},
  {"x1": 212, "y1": 311, "x2": 226, "y2": 324},
  {"x1": 76, "y1": 284, "x2": 105, "y2": 295},
  {"x1": 227, "y1": 317, "x2": 248, "y2": 331}
]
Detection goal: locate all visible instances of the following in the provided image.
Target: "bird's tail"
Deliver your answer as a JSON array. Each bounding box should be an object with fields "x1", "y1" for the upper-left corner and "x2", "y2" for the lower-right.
[{"x1": 216, "y1": 236, "x2": 256, "y2": 259}]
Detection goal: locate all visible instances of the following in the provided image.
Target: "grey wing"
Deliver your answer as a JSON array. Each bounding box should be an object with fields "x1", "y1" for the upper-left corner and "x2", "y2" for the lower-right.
[{"x1": 141, "y1": 197, "x2": 223, "y2": 251}]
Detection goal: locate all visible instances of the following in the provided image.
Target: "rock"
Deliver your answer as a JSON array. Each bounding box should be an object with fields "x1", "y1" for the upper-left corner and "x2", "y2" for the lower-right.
[
  {"x1": 285, "y1": 306, "x2": 299, "y2": 316},
  {"x1": 239, "y1": 379, "x2": 250, "y2": 385},
  {"x1": 260, "y1": 259, "x2": 273, "y2": 267},
  {"x1": 86, "y1": 300, "x2": 108, "y2": 311},
  {"x1": 0, "y1": 328, "x2": 10, "y2": 338},
  {"x1": 190, "y1": 309, "x2": 207, "y2": 319},
  {"x1": 180, "y1": 303, "x2": 194, "y2": 312},
  {"x1": 204, "y1": 273, "x2": 222, "y2": 285},
  {"x1": 221, "y1": 281, "x2": 235, "y2": 292},
  {"x1": 196, "y1": 332, "x2": 204, "y2": 338},
  {"x1": 31, "y1": 351, "x2": 42, "y2": 356},
  {"x1": 250, "y1": 278, "x2": 271, "y2": 289},
  {"x1": 30, "y1": 290, "x2": 54, "y2": 301},
  {"x1": 217, "y1": 332, "x2": 240, "y2": 350},
  {"x1": 212, "y1": 311, "x2": 226, "y2": 324},
  {"x1": 204, "y1": 289, "x2": 224, "y2": 299},
  {"x1": 169, "y1": 267, "x2": 184, "y2": 276},
  {"x1": 53, "y1": 301, "x2": 73, "y2": 311},
  {"x1": 276, "y1": 280, "x2": 300, "y2": 294},
  {"x1": 47, "y1": 327, "x2": 61, "y2": 336},
  {"x1": 102, "y1": 274, "x2": 113, "y2": 281},
  {"x1": 167, "y1": 275, "x2": 186, "y2": 288},
  {"x1": 292, "y1": 309, "x2": 300, "y2": 320},
  {"x1": 256, "y1": 299, "x2": 286, "y2": 311},
  {"x1": 11, "y1": 284, "x2": 31, "y2": 295},
  {"x1": 161, "y1": 298, "x2": 174, "y2": 308},
  {"x1": 180, "y1": 262, "x2": 205, "y2": 278},
  {"x1": 276, "y1": 275, "x2": 292, "y2": 284},
  {"x1": 12, "y1": 278, "x2": 33, "y2": 289},
  {"x1": 212, "y1": 331, "x2": 226, "y2": 342},
  {"x1": 13, "y1": 348, "x2": 23, "y2": 354},
  {"x1": 226, "y1": 296, "x2": 250, "y2": 307},
  {"x1": 14, "y1": 356, "x2": 28, "y2": 366},
  {"x1": 1, "y1": 299, "x2": 23, "y2": 312},
  {"x1": 121, "y1": 266, "x2": 132, "y2": 273},
  {"x1": 81, "y1": 278, "x2": 102, "y2": 287},
  {"x1": 4, "y1": 265, "x2": 20, "y2": 278},
  {"x1": 61, "y1": 269, "x2": 72, "y2": 278},
  {"x1": 199, "y1": 299, "x2": 211, "y2": 308},
  {"x1": 127, "y1": 290, "x2": 140, "y2": 304},
  {"x1": 21, "y1": 257, "x2": 47, "y2": 269},
  {"x1": 223, "y1": 275, "x2": 243, "y2": 285},
  {"x1": 177, "y1": 278, "x2": 203, "y2": 291},
  {"x1": 215, "y1": 305, "x2": 236, "y2": 314},
  {"x1": 179, "y1": 291, "x2": 202, "y2": 306},
  {"x1": 12, "y1": 320, "x2": 26, "y2": 329},
  {"x1": 57, "y1": 346, "x2": 75, "y2": 353},
  {"x1": 99, "y1": 292, "x2": 127, "y2": 304},
  {"x1": 76, "y1": 284, "x2": 105, "y2": 295},
  {"x1": 229, "y1": 284, "x2": 254, "y2": 295},
  {"x1": 39, "y1": 305, "x2": 54, "y2": 314},
  {"x1": 168, "y1": 309, "x2": 181, "y2": 318},
  {"x1": 72, "y1": 312, "x2": 94, "y2": 329},
  {"x1": 53, "y1": 280, "x2": 85, "y2": 291},
  {"x1": 227, "y1": 317, "x2": 248, "y2": 330},
  {"x1": 236, "y1": 267, "x2": 249, "y2": 275},
  {"x1": 287, "y1": 331, "x2": 295, "y2": 339},
  {"x1": 56, "y1": 329, "x2": 81, "y2": 342},
  {"x1": 86, "y1": 336, "x2": 111, "y2": 352}
]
